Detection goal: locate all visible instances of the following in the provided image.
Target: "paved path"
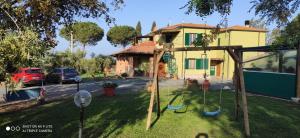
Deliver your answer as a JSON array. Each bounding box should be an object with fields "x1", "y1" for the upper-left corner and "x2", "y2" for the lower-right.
[
  {"x1": 0, "y1": 78, "x2": 233, "y2": 105},
  {"x1": 0, "y1": 78, "x2": 150, "y2": 104}
]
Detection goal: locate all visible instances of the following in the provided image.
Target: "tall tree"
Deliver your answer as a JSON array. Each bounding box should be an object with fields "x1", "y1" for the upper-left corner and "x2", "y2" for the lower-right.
[
  {"x1": 0, "y1": 0, "x2": 124, "y2": 47},
  {"x1": 274, "y1": 14, "x2": 300, "y2": 47},
  {"x1": 90, "y1": 52, "x2": 96, "y2": 58},
  {"x1": 107, "y1": 25, "x2": 137, "y2": 48},
  {"x1": 136, "y1": 21, "x2": 142, "y2": 36},
  {"x1": 181, "y1": 0, "x2": 300, "y2": 26},
  {"x1": 267, "y1": 28, "x2": 281, "y2": 45},
  {"x1": 249, "y1": 18, "x2": 267, "y2": 29},
  {"x1": 60, "y1": 22, "x2": 104, "y2": 51},
  {"x1": 151, "y1": 21, "x2": 157, "y2": 32}
]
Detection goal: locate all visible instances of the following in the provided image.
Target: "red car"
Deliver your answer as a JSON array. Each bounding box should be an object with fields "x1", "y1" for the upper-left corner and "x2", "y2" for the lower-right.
[{"x1": 12, "y1": 68, "x2": 45, "y2": 85}]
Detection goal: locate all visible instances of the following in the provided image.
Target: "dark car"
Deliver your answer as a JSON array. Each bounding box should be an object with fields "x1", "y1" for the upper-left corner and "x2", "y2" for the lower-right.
[{"x1": 46, "y1": 68, "x2": 79, "y2": 84}]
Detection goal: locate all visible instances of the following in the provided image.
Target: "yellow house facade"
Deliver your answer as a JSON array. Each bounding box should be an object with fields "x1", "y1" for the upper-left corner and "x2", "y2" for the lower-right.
[{"x1": 150, "y1": 23, "x2": 267, "y2": 80}]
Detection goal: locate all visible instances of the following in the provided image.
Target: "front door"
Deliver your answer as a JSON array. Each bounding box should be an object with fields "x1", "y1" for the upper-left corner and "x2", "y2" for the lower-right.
[
  {"x1": 210, "y1": 66, "x2": 216, "y2": 76},
  {"x1": 216, "y1": 64, "x2": 221, "y2": 77}
]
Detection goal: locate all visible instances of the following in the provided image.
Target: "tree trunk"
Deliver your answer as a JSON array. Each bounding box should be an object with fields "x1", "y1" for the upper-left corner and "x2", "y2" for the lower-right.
[{"x1": 83, "y1": 44, "x2": 86, "y2": 52}]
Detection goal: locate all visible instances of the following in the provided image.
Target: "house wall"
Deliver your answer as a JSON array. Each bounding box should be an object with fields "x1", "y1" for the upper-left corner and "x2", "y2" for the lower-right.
[
  {"x1": 219, "y1": 31, "x2": 266, "y2": 79},
  {"x1": 116, "y1": 55, "x2": 153, "y2": 77},
  {"x1": 156, "y1": 28, "x2": 266, "y2": 80},
  {"x1": 115, "y1": 56, "x2": 134, "y2": 77}
]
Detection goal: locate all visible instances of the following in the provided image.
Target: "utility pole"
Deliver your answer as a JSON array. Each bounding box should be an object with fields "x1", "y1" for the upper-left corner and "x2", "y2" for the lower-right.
[{"x1": 70, "y1": 31, "x2": 74, "y2": 53}]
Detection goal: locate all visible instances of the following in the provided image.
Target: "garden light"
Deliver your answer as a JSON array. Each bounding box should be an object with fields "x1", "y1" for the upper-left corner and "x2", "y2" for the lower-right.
[{"x1": 74, "y1": 90, "x2": 92, "y2": 138}]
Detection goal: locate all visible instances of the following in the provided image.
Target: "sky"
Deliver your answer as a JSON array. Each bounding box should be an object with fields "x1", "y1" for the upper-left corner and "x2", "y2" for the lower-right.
[{"x1": 53, "y1": 0, "x2": 297, "y2": 57}]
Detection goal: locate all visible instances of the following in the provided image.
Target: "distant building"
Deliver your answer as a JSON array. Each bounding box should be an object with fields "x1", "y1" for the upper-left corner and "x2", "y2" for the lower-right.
[{"x1": 112, "y1": 22, "x2": 267, "y2": 79}]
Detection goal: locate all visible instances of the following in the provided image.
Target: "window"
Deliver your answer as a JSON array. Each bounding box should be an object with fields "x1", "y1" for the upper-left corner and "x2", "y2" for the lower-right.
[
  {"x1": 185, "y1": 58, "x2": 208, "y2": 69},
  {"x1": 218, "y1": 38, "x2": 221, "y2": 46},
  {"x1": 190, "y1": 59, "x2": 196, "y2": 69},
  {"x1": 64, "y1": 68, "x2": 77, "y2": 74},
  {"x1": 185, "y1": 33, "x2": 202, "y2": 46},
  {"x1": 165, "y1": 34, "x2": 173, "y2": 43},
  {"x1": 53, "y1": 69, "x2": 61, "y2": 73},
  {"x1": 25, "y1": 69, "x2": 41, "y2": 74}
]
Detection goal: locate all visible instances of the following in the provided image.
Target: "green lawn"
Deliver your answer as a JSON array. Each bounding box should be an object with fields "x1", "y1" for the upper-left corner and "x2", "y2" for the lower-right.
[{"x1": 1, "y1": 86, "x2": 300, "y2": 138}]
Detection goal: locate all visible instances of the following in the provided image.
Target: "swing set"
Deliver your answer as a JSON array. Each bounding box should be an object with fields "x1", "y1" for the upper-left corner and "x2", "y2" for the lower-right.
[
  {"x1": 201, "y1": 50, "x2": 226, "y2": 117},
  {"x1": 164, "y1": 50, "x2": 226, "y2": 116},
  {"x1": 146, "y1": 45, "x2": 250, "y2": 135},
  {"x1": 146, "y1": 44, "x2": 300, "y2": 137}
]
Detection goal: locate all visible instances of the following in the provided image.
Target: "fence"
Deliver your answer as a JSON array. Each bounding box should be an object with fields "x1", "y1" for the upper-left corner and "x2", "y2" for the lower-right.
[{"x1": 244, "y1": 70, "x2": 296, "y2": 99}]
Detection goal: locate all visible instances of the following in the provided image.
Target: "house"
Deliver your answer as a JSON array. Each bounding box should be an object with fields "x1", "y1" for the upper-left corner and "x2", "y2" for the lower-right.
[
  {"x1": 112, "y1": 41, "x2": 157, "y2": 77},
  {"x1": 113, "y1": 22, "x2": 267, "y2": 80}
]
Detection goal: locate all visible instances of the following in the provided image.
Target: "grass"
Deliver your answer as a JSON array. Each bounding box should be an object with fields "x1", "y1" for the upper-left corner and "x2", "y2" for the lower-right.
[{"x1": 1, "y1": 85, "x2": 300, "y2": 138}]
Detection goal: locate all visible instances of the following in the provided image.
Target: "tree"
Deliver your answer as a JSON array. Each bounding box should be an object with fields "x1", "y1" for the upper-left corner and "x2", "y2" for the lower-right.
[
  {"x1": 60, "y1": 22, "x2": 104, "y2": 51},
  {"x1": 151, "y1": 21, "x2": 157, "y2": 32},
  {"x1": 0, "y1": 29, "x2": 47, "y2": 75},
  {"x1": 107, "y1": 25, "x2": 137, "y2": 48},
  {"x1": 0, "y1": 0, "x2": 124, "y2": 47},
  {"x1": 90, "y1": 52, "x2": 96, "y2": 58},
  {"x1": 139, "y1": 62, "x2": 150, "y2": 76},
  {"x1": 136, "y1": 21, "x2": 142, "y2": 36},
  {"x1": 267, "y1": 28, "x2": 281, "y2": 45},
  {"x1": 181, "y1": 0, "x2": 300, "y2": 25},
  {"x1": 273, "y1": 14, "x2": 300, "y2": 47},
  {"x1": 249, "y1": 18, "x2": 267, "y2": 29}
]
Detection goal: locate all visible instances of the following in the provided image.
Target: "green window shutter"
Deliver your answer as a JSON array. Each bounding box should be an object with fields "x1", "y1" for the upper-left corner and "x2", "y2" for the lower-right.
[
  {"x1": 204, "y1": 58, "x2": 209, "y2": 69},
  {"x1": 185, "y1": 58, "x2": 189, "y2": 69},
  {"x1": 197, "y1": 33, "x2": 203, "y2": 42},
  {"x1": 196, "y1": 59, "x2": 201, "y2": 69},
  {"x1": 185, "y1": 33, "x2": 190, "y2": 46}
]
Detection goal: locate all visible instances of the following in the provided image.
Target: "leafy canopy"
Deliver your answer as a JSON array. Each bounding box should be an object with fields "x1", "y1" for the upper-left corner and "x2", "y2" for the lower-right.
[
  {"x1": 182, "y1": 0, "x2": 300, "y2": 25},
  {"x1": 107, "y1": 25, "x2": 137, "y2": 48},
  {"x1": 0, "y1": 0, "x2": 124, "y2": 47},
  {"x1": 60, "y1": 22, "x2": 104, "y2": 48},
  {"x1": 0, "y1": 29, "x2": 47, "y2": 74},
  {"x1": 274, "y1": 14, "x2": 300, "y2": 47}
]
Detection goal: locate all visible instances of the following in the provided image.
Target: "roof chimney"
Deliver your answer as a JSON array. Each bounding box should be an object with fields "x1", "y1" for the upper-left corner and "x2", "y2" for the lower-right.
[{"x1": 245, "y1": 20, "x2": 250, "y2": 27}]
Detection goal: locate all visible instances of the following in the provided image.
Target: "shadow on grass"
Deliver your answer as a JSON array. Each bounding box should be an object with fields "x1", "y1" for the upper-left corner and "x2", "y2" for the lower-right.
[
  {"x1": 184, "y1": 84, "x2": 300, "y2": 138},
  {"x1": 0, "y1": 92, "x2": 149, "y2": 138}
]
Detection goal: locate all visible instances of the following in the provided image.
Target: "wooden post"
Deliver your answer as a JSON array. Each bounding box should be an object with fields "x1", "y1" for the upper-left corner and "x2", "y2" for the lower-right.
[
  {"x1": 296, "y1": 45, "x2": 300, "y2": 98},
  {"x1": 152, "y1": 53, "x2": 157, "y2": 78},
  {"x1": 146, "y1": 51, "x2": 164, "y2": 130},
  {"x1": 152, "y1": 52, "x2": 160, "y2": 116},
  {"x1": 156, "y1": 73, "x2": 160, "y2": 117},
  {"x1": 238, "y1": 60, "x2": 250, "y2": 136},
  {"x1": 234, "y1": 50, "x2": 240, "y2": 121},
  {"x1": 228, "y1": 48, "x2": 250, "y2": 136},
  {"x1": 278, "y1": 52, "x2": 283, "y2": 73}
]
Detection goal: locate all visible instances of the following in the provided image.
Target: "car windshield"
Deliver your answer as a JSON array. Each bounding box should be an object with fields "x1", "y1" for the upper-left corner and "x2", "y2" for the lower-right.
[
  {"x1": 25, "y1": 69, "x2": 41, "y2": 74},
  {"x1": 64, "y1": 69, "x2": 77, "y2": 74},
  {"x1": 53, "y1": 69, "x2": 61, "y2": 73}
]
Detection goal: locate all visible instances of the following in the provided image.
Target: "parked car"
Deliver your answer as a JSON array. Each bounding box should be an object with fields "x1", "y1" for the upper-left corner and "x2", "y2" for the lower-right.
[
  {"x1": 11, "y1": 67, "x2": 45, "y2": 86},
  {"x1": 46, "y1": 68, "x2": 79, "y2": 84}
]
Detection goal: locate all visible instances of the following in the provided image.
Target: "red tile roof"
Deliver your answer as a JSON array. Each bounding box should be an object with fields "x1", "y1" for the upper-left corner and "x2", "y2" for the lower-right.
[
  {"x1": 152, "y1": 23, "x2": 267, "y2": 34},
  {"x1": 220, "y1": 25, "x2": 267, "y2": 32},
  {"x1": 153, "y1": 23, "x2": 216, "y2": 33},
  {"x1": 111, "y1": 41, "x2": 155, "y2": 56}
]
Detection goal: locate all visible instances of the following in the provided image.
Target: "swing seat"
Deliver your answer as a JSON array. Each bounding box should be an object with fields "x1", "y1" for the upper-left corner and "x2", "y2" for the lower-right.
[
  {"x1": 167, "y1": 104, "x2": 185, "y2": 110},
  {"x1": 203, "y1": 108, "x2": 221, "y2": 117}
]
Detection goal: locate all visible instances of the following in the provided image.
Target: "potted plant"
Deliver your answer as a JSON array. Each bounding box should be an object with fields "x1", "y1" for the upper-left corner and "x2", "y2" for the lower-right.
[{"x1": 102, "y1": 81, "x2": 118, "y2": 96}]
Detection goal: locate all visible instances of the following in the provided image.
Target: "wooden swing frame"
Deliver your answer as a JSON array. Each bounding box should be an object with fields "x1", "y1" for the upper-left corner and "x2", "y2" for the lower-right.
[{"x1": 146, "y1": 44, "x2": 300, "y2": 137}]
